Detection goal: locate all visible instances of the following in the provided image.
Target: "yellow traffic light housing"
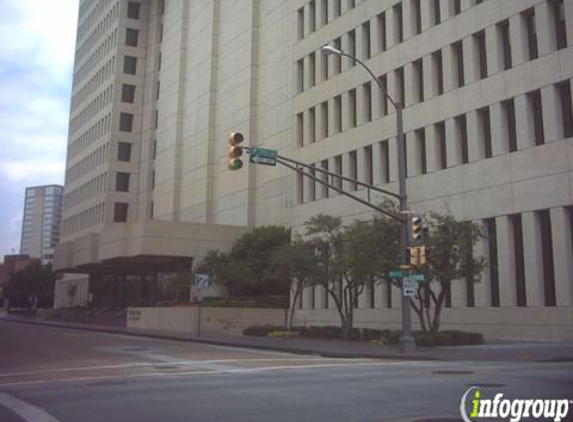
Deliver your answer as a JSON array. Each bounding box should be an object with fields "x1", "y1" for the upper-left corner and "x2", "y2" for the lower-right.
[
  {"x1": 228, "y1": 132, "x2": 244, "y2": 170},
  {"x1": 409, "y1": 212, "x2": 423, "y2": 245}
]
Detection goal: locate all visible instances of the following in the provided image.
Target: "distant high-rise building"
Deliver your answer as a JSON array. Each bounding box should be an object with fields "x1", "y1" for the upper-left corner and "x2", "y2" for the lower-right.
[{"x1": 20, "y1": 185, "x2": 63, "y2": 263}]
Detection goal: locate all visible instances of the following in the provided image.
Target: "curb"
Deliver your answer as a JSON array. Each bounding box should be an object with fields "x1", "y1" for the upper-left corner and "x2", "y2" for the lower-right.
[{"x1": 0, "y1": 316, "x2": 435, "y2": 361}]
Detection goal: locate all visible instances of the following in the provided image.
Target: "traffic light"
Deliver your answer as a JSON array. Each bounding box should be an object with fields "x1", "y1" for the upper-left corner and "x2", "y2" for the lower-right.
[
  {"x1": 419, "y1": 245, "x2": 426, "y2": 266},
  {"x1": 408, "y1": 247, "x2": 420, "y2": 266},
  {"x1": 228, "y1": 132, "x2": 244, "y2": 170},
  {"x1": 409, "y1": 212, "x2": 424, "y2": 245}
]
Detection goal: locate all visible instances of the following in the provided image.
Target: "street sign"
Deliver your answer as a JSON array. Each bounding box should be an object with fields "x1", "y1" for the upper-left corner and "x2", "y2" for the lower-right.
[
  {"x1": 249, "y1": 154, "x2": 277, "y2": 166},
  {"x1": 411, "y1": 273, "x2": 426, "y2": 283},
  {"x1": 195, "y1": 274, "x2": 210, "y2": 290},
  {"x1": 389, "y1": 270, "x2": 402, "y2": 279},
  {"x1": 403, "y1": 278, "x2": 416, "y2": 297},
  {"x1": 249, "y1": 147, "x2": 278, "y2": 166}
]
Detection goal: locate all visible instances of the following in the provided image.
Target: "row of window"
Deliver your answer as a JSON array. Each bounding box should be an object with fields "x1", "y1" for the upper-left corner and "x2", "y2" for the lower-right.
[
  {"x1": 73, "y1": 29, "x2": 118, "y2": 92},
  {"x1": 296, "y1": 80, "x2": 573, "y2": 203},
  {"x1": 70, "y1": 84, "x2": 114, "y2": 136},
  {"x1": 62, "y1": 203, "x2": 105, "y2": 237},
  {"x1": 77, "y1": 0, "x2": 116, "y2": 43},
  {"x1": 66, "y1": 142, "x2": 110, "y2": 184},
  {"x1": 68, "y1": 112, "x2": 111, "y2": 159},
  {"x1": 299, "y1": 206, "x2": 572, "y2": 311},
  {"x1": 72, "y1": 56, "x2": 116, "y2": 120},
  {"x1": 63, "y1": 172, "x2": 107, "y2": 210},
  {"x1": 297, "y1": 0, "x2": 568, "y2": 96},
  {"x1": 75, "y1": 2, "x2": 119, "y2": 68}
]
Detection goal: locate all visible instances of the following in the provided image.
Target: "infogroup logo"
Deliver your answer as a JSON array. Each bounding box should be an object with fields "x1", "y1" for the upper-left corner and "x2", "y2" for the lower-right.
[{"x1": 460, "y1": 387, "x2": 572, "y2": 422}]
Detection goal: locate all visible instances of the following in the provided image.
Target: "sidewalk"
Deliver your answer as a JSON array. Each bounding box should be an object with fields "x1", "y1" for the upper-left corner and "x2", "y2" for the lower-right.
[{"x1": 1, "y1": 312, "x2": 572, "y2": 362}]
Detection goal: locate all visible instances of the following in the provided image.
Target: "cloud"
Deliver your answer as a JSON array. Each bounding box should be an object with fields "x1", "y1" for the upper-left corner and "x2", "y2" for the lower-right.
[{"x1": 0, "y1": 0, "x2": 78, "y2": 259}]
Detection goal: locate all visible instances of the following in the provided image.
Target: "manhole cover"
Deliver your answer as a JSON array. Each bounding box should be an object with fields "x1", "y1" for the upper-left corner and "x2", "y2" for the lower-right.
[
  {"x1": 432, "y1": 370, "x2": 474, "y2": 375},
  {"x1": 466, "y1": 383, "x2": 506, "y2": 388}
]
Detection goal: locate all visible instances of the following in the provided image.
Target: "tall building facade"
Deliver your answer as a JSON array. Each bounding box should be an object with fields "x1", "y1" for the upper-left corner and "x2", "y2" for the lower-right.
[
  {"x1": 55, "y1": 0, "x2": 573, "y2": 339},
  {"x1": 20, "y1": 185, "x2": 63, "y2": 263}
]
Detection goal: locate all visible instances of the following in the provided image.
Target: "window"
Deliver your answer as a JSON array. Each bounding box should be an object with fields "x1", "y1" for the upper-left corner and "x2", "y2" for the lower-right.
[
  {"x1": 497, "y1": 20, "x2": 512, "y2": 70},
  {"x1": 380, "y1": 140, "x2": 390, "y2": 183},
  {"x1": 455, "y1": 115, "x2": 469, "y2": 164},
  {"x1": 321, "y1": 160, "x2": 329, "y2": 198},
  {"x1": 347, "y1": 30, "x2": 356, "y2": 65},
  {"x1": 557, "y1": 81, "x2": 573, "y2": 138},
  {"x1": 333, "y1": 38, "x2": 342, "y2": 74},
  {"x1": 125, "y1": 28, "x2": 139, "y2": 47},
  {"x1": 522, "y1": 8, "x2": 538, "y2": 60},
  {"x1": 412, "y1": 0, "x2": 421, "y2": 35},
  {"x1": 377, "y1": 12, "x2": 387, "y2": 52},
  {"x1": 333, "y1": 0, "x2": 341, "y2": 18},
  {"x1": 296, "y1": 59, "x2": 304, "y2": 92},
  {"x1": 473, "y1": 30, "x2": 487, "y2": 80},
  {"x1": 393, "y1": 3, "x2": 403, "y2": 43},
  {"x1": 309, "y1": 108, "x2": 316, "y2": 144},
  {"x1": 296, "y1": 113, "x2": 304, "y2": 147},
  {"x1": 363, "y1": 82, "x2": 372, "y2": 122},
  {"x1": 321, "y1": 101, "x2": 329, "y2": 139},
  {"x1": 435, "y1": 121, "x2": 447, "y2": 169},
  {"x1": 511, "y1": 214, "x2": 527, "y2": 307},
  {"x1": 119, "y1": 113, "x2": 134, "y2": 132},
  {"x1": 478, "y1": 107, "x2": 492, "y2": 158},
  {"x1": 334, "y1": 155, "x2": 343, "y2": 191},
  {"x1": 378, "y1": 75, "x2": 389, "y2": 116},
  {"x1": 114, "y1": 203, "x2": 129, "y2": 222},
  {"x1": 309, "y1": 1, "x2": 316, "y2": 34},
  {"x1": 432, "y1": 0, "x2": 441, "y2": 25},
  {"x1": 349, "y1": 89, "x2": 357, "y2": 128},
  {"x1": 123, "y1": 56, "x2": 137, "y2": 75},
  {"x1": 349, "y1": 151, "x2": 358, "y2": 190},
  {"x1": 296, "y1": 170, "x2": 303, "y2": 204},
  {"x1": 321, "y1": 0, "x2": 328, "y2": 26},
  {"x1": 308, "y1": 165, "x2": 316, "y2": 201},
  {"x1": 432, "y1": 50, "x2": 444, "y2": 95},
  {"x1": 151, "y1": 139, "x2": 157, "y2": 159},
  {"x1": 502, "y1": 99, "x2": 517, "y2": 152},
  {"x1": 416, "y1": 128, "x2": 427, "y2": 174},
  {"x1": 334, "y1": 95, "x2": 342, "y2": 133},
  {"x1": 309, "y1": 52, "x2": 316, "y2": 87},
  {"x1": 551, "y1": 0, "x2": 567, "y2": 50},
  {"x1": 364, "y1": 146, "x2": 373, "y2": 185},
  {"x1": 453, "y1": 41, "x2": 464, "y2": 87},
  {"x1": 413, "y1": 59, "x2": 424, "y2": 103},
  {"x1": 453, "y1": 0, "x2": 461, "y2": 15},
  {"x1": 297, "y1": 7, "x2": 304, "y2": 40},
  {"x1": 538, "y1": 210, "x2": 556, "y2": 307},
  {"x1": 362, "y1": 22, "x2": 371, "y2": 59},
  {"x1": 117, "y1": 142, "x2": 132, "y2": 161},
  {"x1": 395, "y1": 67, "x2": 405, "y2": 106},
  {"x1": 127, "y1": 2, "x2": 141, "y2": 19},
  {"x1": 527, "y1": 90, "x2": 545, "y2": 145},
  {"x1": 121, "y1": 84, "x2": 136, "y2": 103},
  {"x1": 116, "y1": 172, "x2": 130, "y2": 192}
]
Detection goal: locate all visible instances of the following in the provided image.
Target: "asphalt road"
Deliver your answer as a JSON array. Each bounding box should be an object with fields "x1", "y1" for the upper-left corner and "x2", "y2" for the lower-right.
[{"x1": 1, "y1": 320, "x2": 572, "y2": 422}]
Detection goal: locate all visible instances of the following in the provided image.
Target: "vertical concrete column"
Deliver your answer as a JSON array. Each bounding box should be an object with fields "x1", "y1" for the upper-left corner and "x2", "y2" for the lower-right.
[
  {"x1": 340, "y1": 0, "x2": 349, "y2": 15},
  {"x1": 541, "y1": 84, "x2": 564, "y2": 143},
  {"x1": 370, "y1": 14, "x2": 383, "y2": 55},
  {"x1": 387, "y1": 69, "x2": 398, "y2": 107},
  {"x1": 509, "y1": 13, "x2": 529, "y2": 66},
  {"x1": 317, "y1": 0, "x2": 327, "y2": 29},
  {"x1": 315, "y1": 285, "x2": 326, "y2": 309},
  {"x1": 406, "y1": 132, "x2": 421, "y2": 177},
  {"x1": 356, "y1": 84, "x2": 367, "y2": 126},
  {"x1": 462, "y1": 36, "x2": 478, "y2": 86},
  {"x1": 357, "y1": 147, "x2": 367, "y2": 189},
  {"x1": 522, "y1": 212, "x2": 545, "y2": 307},
  {"x1": 550, "y1": 207, "x2": 573, "y2": 307},
  {"x1": 490, "y1": 102, "x2": 507, "y2": 156},
  {"x1": 425, "y1": 124, "x2": 439, "y2": 173},
  {"x1": 485, "y1": 25, "x2": 502, "y2": 76},
  {"x1": 404, "y1": 62, "x2": 416, "y2": 106},
  {"x1": 328, "y1": 97, "x2": 338, "y2": 136},
  {"x1": 341, "y1": 32, "x2": 352, "y2": 72},
  {"x1": 371, "y1": 76, "x2": 384, "y2": 120},
  {"x1": 356, "y1": 23, "x2": 366, "y2": 62},
  {"x1": 388, "y1": 137, "x2": 399, "y2": 182},
  {"x1": 451, "y1": 278, "x2": 467, "y2": 309},
  {"x1": 459, "y1": 0, "x2": 472, "y2": 12},
  {"x1": 341, "y1": 91, "x2": 352, "y2": 132},
  {"x1": 439, "y1": 0, "x2": 453, "y2": 22},
  {"x1": 386, "y1": 5, "x2": 397, "y2": 49},
  {"x1": 304, "y1": 55, "x2": 313, "y2": 91},
  {"x1": 420, "y1": 0, "x2": 432, "y2": 32},
  {"x1": 566, "y1": 0, "x2": 573, "y2": 47},
  {"x1": 442, "y1": 44, "x2": 456, "y2": 93},
  {"x1": 466, "y1": 110, "x2": 482, "y2": 162},
  {"x1": 304, "y1": 2, "x2": 312, "y2": 39},
  {"x1": 342, "y1": 152, "x2": 353, "y2": 191},
  {"x1": 423, "y1": 54, "x2": 436, "y2": 101},
  {"x1": 327, "y1": 0, "x2": 336, "y2": 21},
  {"x1": 445, "y1": 118, "x2": 461, "y2": 167},
  {"x1": 496, "y1": 216, "x2": 517, "y2": 307},
  {"x1": 372, "y1": 141, "x2": 385, "y2": 184},
  {"x1": 402, "y1": 0, "x2": 413, "y2": 41},
  {"x1": 316, "y1": 47, "x2": 327, "y2": 84},
  {"x1": 535, "y1": 1, "x2": 556, "y2": 56},
  {"x1": 514, "y1": 94, "x2": 535, "y2": 150},
  {"x1": 474, "y1": 221, "x2": 491, "y2": 308}
]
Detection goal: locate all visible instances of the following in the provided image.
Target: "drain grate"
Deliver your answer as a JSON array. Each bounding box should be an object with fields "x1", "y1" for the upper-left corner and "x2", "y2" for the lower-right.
[{"x1": 432, "y1": 370, "x2": 474, "y2": 375}]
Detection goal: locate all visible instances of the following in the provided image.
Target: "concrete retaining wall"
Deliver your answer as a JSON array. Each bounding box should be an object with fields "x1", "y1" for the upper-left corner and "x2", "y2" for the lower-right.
[{"x1": 127, "y1": 306, "x2": 287, "y2": 336}]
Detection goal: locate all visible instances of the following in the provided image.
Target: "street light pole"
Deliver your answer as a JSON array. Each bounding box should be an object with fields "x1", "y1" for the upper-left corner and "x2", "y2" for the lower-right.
[{"x1": 322, "y1": 45, "x2": 415, "y2": 352}]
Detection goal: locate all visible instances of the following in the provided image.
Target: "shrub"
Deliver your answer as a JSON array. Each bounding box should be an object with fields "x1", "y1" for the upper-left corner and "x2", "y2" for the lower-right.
[
  {"x1": 468, "y1": 332, "x2": 485, "y2": 345},
  {"x1": 414, "y1": 332, "x2": 436, "y2": 347},
  {"x1": 267, "y1": 330, "x2": 300, "y2": 339}
]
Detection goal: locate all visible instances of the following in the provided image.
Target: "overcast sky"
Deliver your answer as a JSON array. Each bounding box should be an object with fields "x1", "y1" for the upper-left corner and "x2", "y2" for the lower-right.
[{"x1": 0, "y1": 0, "x2": 79, "y2": 260}]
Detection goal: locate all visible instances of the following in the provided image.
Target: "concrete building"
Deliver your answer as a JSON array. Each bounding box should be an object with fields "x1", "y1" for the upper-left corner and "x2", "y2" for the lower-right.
[
  {"x1": 55, "y1": 0, "x2": 573, "y2": 339},
  {"x1": 20, "y1": 185, "x2": 64, "y2": 263}
]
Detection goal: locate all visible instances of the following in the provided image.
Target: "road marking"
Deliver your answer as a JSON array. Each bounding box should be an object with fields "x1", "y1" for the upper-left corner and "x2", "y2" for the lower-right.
[
  {"x1": 0, "y1": 393, "x2": 63, "y2": 422},
  {"x1": 0, "y1": 360, "x2": 432, "y2": 388}
]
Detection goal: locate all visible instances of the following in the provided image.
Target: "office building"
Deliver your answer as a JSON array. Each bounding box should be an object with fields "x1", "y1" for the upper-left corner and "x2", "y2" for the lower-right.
[{"x1": 55, "y1": 0, "x2": 573, "y2": 339}]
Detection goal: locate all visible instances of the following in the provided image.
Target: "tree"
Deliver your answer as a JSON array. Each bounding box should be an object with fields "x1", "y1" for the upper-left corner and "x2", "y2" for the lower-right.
[
  {"x1": 410, "y1": 213, "x2": 486, "y2": 332},
  {"x1": 4, "y1": 262, "x2": 56, "y2": 308}
]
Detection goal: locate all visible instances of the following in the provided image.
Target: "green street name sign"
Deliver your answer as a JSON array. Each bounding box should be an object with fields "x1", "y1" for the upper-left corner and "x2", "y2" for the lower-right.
[
  {"x1": 411, "y1": 273, "x2": 426, "y2": 283},
  {"x1": 389, "y1": 270, "x2": 402, "y2": 279},
  {"x1": 250, "y1": 147, "x2": 277, "y2": 158}
]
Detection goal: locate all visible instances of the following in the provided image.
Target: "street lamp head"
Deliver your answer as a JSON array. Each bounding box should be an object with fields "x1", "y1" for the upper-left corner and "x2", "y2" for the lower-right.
[{"x1": 322, "y1": 45, "x2": 342, "y2": 56}]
